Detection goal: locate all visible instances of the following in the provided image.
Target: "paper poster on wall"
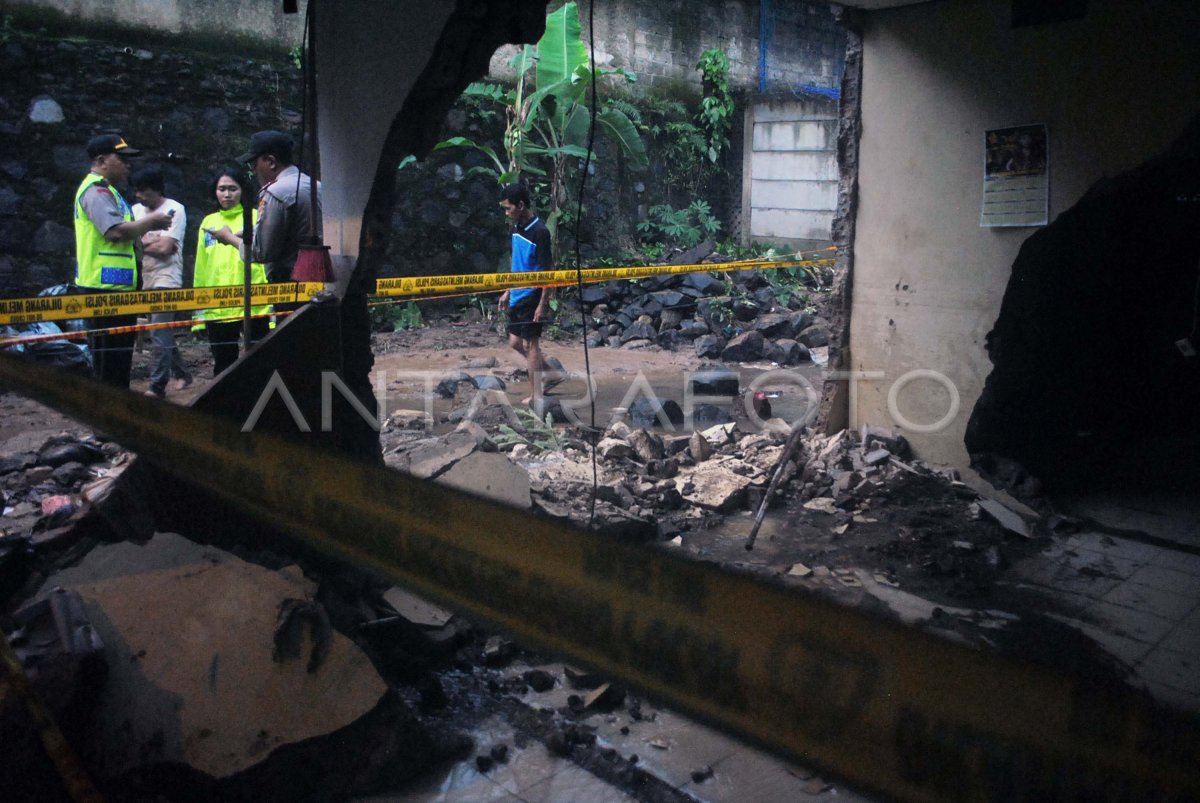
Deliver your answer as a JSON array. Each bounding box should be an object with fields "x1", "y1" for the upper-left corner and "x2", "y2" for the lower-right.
[{"x1": 980, "y1": 124, "x2": 1048, "y2": 227}]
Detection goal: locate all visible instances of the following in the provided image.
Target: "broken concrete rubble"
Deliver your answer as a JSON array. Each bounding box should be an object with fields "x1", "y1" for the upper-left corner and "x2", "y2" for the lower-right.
[
  {"x1": 675, "y1": 457, "x2": 765, "y2": 512},
  {"x1": 626, "y1": 428, "x2": 665, "y2": 462},
  {"x1": 2, "y1": 360, "x2": 1155, "y2": 800},
  {"x1": 596, "y1": 437, "x2": 635, "y2": 461},
  {"x1": 34, "y1": 534, "x2": 390, "y2": 778},
  {"x1": 0, "y1": 528, "x2": 450, "y2": 801},
  {"x1": 438, "y1": 451, "x2": 532, "y2": 509}
]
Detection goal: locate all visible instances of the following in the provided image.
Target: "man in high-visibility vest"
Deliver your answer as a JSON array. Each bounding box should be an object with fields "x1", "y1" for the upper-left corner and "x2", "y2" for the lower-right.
[{"x1": 74, "y1": 134, "x2": 172, "y2": 387}]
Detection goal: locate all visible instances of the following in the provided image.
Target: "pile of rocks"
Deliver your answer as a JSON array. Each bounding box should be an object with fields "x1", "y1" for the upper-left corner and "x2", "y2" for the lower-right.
[
  {"x1": 0, "y1": 430, "x2": 134, "y2": 554},
  {"x1": 578, "y1": 266, "x2": 832, "y2": 364},
  {"x1": 380, "y1": 405, "x2": 802, "y2": 541},
  {"x1": 377, "y1": 406, "x2": 1042, "y2": 609}
]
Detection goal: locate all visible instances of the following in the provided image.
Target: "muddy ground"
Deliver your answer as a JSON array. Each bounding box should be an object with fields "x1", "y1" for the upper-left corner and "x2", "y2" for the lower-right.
[
  {"x1": 2, "y1": 317, "x2": 1118, "y2": 652},
  {"x1": 0, "y1": 315, "x2": 1136, "y2": 801}
]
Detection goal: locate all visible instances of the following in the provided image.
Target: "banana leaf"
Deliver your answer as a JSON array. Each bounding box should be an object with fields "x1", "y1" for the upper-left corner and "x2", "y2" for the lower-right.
[
  {"x1": 596, "y1": 107, "x2": 648, "y2": 170},
  {"x1": 520, "y1": 77, "x2": 582, "y2": 135},
  {"x1": 462, "y1": 81, "x2": 511, "y2": 104},
  {"x1": 434, "y1": 136, "x2": 505, "y2": 174},
  {"x1": 536, "y1": 3, "x2": 588, "y2": 91},
  {"x1": 523, "y1": 143, "x2": 591, "y2": 160},
  {"x1": 508, "y1": 44, "x2": 537, "y2": 77}
]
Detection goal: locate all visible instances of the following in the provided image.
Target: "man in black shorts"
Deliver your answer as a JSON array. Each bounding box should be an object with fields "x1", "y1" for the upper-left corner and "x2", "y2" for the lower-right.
[{"x1": 497, "y1": 184, "x2": 561, "y2": 404}]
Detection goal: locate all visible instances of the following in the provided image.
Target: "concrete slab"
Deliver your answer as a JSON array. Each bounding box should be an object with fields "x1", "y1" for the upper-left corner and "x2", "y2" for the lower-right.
[
  {"x1": 1176, "y1": 606, "x2": 1200, "y2": 634},
  {"x1": 437, "y1": 452, "x2": 531, "y2": 509},
  {"x1": 397, "y1": 431, "x2": 480, "y2": 479},
  {"x1": 1123, "y1": 564, "x2": 1198, "y2": 596},
  {"x1": 594, "y1": 708, "x2": 738, "y2": 789},
  {"x1": 1134, "y1": 648, "x2": 1200, "y2": 695},
  {"x1": 1065, "y1": 533, "x2": 1167, "y2": 564},
  {"x1": 1040, "y1": 614, "x2": 1152, "y2": 667},
  {"x1": 1153, "y1": 550, "x2": 1200, "y2": 574},
  {"x1": 1141, "y1": 681, "x2": 1200, "y2": 713},
  {"x1": 1160, "y1": 624, "x2": 1200, "y2": 656},
  {"x1": 1103, "y1": 581, "x2": 1199, "y2": 623},
  {"x1": 1010, "y1": 557, "x2": 1122, "y2": 601},
  {"x1": 1082, "y1": 599, "x2": 1176, "y2": 645},
  {"x1": 1053, "y1": 493, "x2": 1200, "y2": 552},
  {"x1": 685, "y1": 747, "x2": 829, "y2": 802},
  {"x1": 520, "y1": 765, "x2": 637, "y2": 803},
  {"x1": 37, "y1": 533, "x2": 387, "y2": 778},
  {"x1": 353, "y1": 715, "x2": 565, "y2": 803},
  {"x1": 675, "y1": 457, "x2": 763, "y2": 512}
]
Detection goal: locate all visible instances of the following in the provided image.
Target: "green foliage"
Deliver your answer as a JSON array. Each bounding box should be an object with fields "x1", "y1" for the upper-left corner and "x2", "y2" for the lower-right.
[
  {"x1": 370, "y1": 300, "x2": 423, "y2": 332},
  {"x1": 467, "y1": 294, "x2": 497, "y2": 322},
  {"x1": 435, "y1": 2, "x2": 645, "y2": 251},
  {"x1": 495, "y1": 408, "x2": 567, "y2": 454},
  {"x1": 637, "y1": 200, "x2": 722, "y2": 249},
  {"x1": 713, "y1": 240, "x2": 820, "y2": 308},
  {"x1": 617, "y1": 95, "x2": 711, "y2": 203},
  {"x1": 288, "y1": 44, "x2": 302, "y2": 71},
  {"x1": 697, "y1": 49, "x2": 734, "y2": 164},
  {"x1": 767, "y1": 266, "x2": 816, "y2": 308},
  {"x1": 434, "y1": 135, "x2": 515, "y2": 183},
  {"x1": 715, "y1": 239, "x2": 777, "y2": 261},
  {"x1": 705, "y1": 296, "x2": 734, "y2": 328}
]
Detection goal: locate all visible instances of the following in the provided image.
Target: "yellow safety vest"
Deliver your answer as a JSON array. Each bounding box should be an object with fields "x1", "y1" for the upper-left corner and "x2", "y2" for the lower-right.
[
  {"x1": 73, "y1": 173, "x2": 137, "y2": 290},
  {"x1": 193, "y1": 206, "x2": 270, "y2": 321}
]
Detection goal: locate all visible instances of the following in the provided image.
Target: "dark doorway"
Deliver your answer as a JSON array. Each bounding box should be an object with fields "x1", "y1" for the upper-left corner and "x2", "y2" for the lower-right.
[{"x1": 966, "y1": 116, "x2": 1200, "y2": 534}]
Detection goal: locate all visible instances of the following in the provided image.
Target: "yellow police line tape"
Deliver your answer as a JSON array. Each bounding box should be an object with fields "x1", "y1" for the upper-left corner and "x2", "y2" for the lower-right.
[
  {"x1": 0, "y1": 257, "x2": 832, "y2": 327},
  {"x1": 0, "y1": 310, "x2": 287, "y2": 348},
  {"x1": 373, "y1": 256, "x2": 832, "y2": 297},
  {"x1": 0, "y1": 283, "x2": 323, "y2": 328},
  {"x1": 0, "y1": 630, "x2": 104, "y2": 802},
  {"x1": 0, "y1": 355, "x2": 1195, "y2": 803}
]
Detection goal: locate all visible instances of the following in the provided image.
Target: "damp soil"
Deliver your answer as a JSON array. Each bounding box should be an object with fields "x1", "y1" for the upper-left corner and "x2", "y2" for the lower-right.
[
  {"x1": 365, "y1": 321, "x2": 1125, "y2": 683},
  {"x1": 0, "y1": 321, "x2": 1112, "y2": 658},
  {"x1": 0, "y1": 318, "x2": 1144, "y2": 800}
]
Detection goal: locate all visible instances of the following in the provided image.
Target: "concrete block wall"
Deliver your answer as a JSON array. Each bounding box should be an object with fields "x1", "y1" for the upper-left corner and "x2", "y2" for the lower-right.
[
  {"x1": 491, "y1": 0, "x2": 844, "y2": 94},
  {"x1": 3, "y1": 0, "x2": 845, "y2": 96},
  {"x1": 0, "y1": 0, "x2": 303, "y2": 49},
  {"x1": 758, "y1": 0, "x2": 845, "y2": 90}
]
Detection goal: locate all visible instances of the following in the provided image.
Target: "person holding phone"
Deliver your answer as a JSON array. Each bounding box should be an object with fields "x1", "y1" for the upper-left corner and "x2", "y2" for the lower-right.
[
  {"x1": 194, "y1": 167, "x2": 270, "y2": 375},
  {"x1": 74, "y1": 134, "x2": 171, "y2": 388}
]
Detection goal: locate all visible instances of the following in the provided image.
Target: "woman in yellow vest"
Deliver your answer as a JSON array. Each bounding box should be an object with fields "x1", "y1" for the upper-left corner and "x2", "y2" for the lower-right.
[{"x1": 193, "y1": 168, "x2": 269, "y2": 375}]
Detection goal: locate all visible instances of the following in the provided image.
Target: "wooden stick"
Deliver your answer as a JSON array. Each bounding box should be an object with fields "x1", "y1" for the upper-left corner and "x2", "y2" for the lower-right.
[{"x1": 746, "y1": 424, "x2": 806, "y2": 551}]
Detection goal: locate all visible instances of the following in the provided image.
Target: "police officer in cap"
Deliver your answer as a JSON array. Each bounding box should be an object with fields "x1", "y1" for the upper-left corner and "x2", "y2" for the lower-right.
[
  {"x1": 205, "y1": 130, "x2": 321, "y2": 285},
  {"x1": 74, "y1": 134, "x2": 172, "y2": 387}
]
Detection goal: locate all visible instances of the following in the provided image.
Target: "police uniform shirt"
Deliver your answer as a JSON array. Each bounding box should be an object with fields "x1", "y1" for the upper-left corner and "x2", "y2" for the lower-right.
[{"x1": 78, "y1": 177, "x2": 130, "y2": 238}]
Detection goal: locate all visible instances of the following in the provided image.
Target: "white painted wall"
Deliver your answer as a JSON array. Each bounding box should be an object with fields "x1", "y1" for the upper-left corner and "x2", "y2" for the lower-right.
[
  {"x1": 314, "y1": 0, "x2": 456, "y2": 288},
  {"x1": 743, "y1": 98, "x2": 838, "y2": 247},
  {"x1": 850, "y1": 0, "x2": 1200, "y2": 466}
]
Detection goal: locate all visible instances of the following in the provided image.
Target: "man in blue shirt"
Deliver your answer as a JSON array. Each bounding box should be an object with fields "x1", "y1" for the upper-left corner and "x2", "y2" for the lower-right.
[{"x1": 497, "y1": 183, "x2": 561, "y2": 404}]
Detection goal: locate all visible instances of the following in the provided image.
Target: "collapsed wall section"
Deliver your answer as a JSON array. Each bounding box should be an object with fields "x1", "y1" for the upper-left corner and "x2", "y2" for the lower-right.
[{"x1": 966, "y1": 116, "x2": 1200, "y2": 488}]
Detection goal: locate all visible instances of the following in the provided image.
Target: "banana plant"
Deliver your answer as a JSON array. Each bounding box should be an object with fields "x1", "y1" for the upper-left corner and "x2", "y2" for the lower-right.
[{"x1": 434, "y1": 2, "x2": 647, "y2": 247}]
